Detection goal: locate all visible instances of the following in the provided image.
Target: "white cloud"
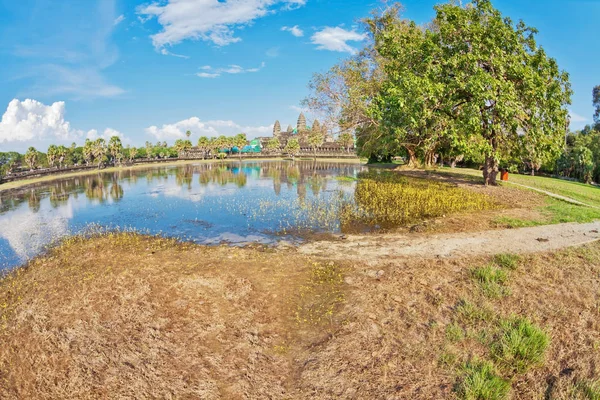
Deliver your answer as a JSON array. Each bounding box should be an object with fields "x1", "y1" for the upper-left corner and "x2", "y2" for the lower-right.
[
  {"x1": 569, "y1": 110, "x2": 588, "y2": 123},
  {"x1": 0, "y1": 99, "x2": 72, "y2": 143},
  {"x1": 281, "y1": 25, "x2": 304, "y2": 37},
  {"x1": 86, "y1": 128, "x2": 124, "y2": 141},
  {"x1": 196, "y1": 62, "x2": 265, "y2": 78},
  {"x1": 311, "y1": 27, "x2": 366, "y2": 54},
  {"x1": 160, "y1": 48, "x2": 190, "y2": 59},
  {"x1": 114, "y1": 14, "x2": 126, "y2": 26},
  {"x1": 145, "y1": 117, "x2": 272, "y2": 140},
  {"x1": 197, "y1": 72, "x2": 220, "y2": 78},
  {"x1": 0, "y1": 99, "x2": 128, "y2": 150},
  {"x1": 137, "y1": 0, "x2": 306, "y2": 50}
]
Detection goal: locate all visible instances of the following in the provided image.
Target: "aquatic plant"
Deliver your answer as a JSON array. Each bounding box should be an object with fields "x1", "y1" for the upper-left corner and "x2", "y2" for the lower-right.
[{"x1": 342, "y1": 171, "x2": 495, "y2": 227}]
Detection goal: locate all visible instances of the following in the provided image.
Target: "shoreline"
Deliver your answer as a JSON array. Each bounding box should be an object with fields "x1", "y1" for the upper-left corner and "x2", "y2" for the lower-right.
[{"x1": 0, "y1": 157, "x2": 363, "y2": 193}]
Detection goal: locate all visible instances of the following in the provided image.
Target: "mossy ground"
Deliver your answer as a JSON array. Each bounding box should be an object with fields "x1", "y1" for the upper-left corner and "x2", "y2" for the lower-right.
[{"x1": 1, "y1": 233, "x2": 599, "y2": 399}]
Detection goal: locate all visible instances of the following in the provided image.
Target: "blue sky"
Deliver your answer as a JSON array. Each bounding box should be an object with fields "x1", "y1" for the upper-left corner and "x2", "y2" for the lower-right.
[{"x1": 0, "y1": 0, "x2": 598, "y2": 152}]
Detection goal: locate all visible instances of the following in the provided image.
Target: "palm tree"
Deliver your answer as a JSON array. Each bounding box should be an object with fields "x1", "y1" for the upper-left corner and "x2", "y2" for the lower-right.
[
  {"x1": 92, "y1": 138, "x2": 107, "y2": 169},
  {"x1": 108, "y1": 136, "x2": 123, "y2": 166},
  {"x1": 129, "y1": 146, "x2": 138, "y2": 162},
  {"x1": 47, "y1": 145, "x2": 58, "y2": 168},
  {"x1": 57, "y1": 145, "x2": 68, "y2": 168},
  {"x1": 234, "y1": 133, "x2": 248, "y2": 160},
  {"x1": 186, "y1": 130, "x2": 192, "y2": 139},
  {"x1": 24, "y1": 147, "x2": 38, "y2": 170},
  {"x1": 197, "y1": 136, "x2": 210, "y2": 159},
  {"x1": 83, "y1": 140, "x2": 94, "y2": 166}
]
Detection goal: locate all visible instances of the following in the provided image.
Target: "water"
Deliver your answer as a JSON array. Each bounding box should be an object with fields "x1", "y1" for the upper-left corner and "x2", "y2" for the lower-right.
[{"x1": 0, "y1": 161, "x2": 366, "y2": 270}]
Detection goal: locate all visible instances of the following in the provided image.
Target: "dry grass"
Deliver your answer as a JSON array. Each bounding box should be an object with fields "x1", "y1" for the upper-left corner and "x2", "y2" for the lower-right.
[{"x1": 1, "y1": 234, "x2": 599, "y2": 399}]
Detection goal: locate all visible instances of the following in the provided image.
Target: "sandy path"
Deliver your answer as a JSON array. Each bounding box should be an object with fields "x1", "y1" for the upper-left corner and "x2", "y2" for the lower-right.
[{"x1": 298, "y1": 221, "x2": 600, "y2": 261}]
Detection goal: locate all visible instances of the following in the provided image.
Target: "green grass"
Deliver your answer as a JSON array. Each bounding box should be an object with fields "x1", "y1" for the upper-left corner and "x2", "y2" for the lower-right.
[
  {"x1": 491, "y1": 317, "x2": 550, "y2": 374},
  {"x1": 471, "y1": 265, "x2": 510, "y2": 298},
  {"x1": 493, "y1": 254, "x2": 520, "y2": 270},
  {"x1": 455, "y1": 360, "x2": 510, "y2": 400},
  {"x1": 506, "y1": 173, "x2": 600, "y2": 208},
  {"x1": 446, "y1": 322, "x2": 466, "y2": 342},
  {"x1": 493, "y1": 196, "x2": 600, "y2": 228},
  {"x1": 455, "y1": 299, "x2": 495, "y2": 325},
  {"x1": 575, "y1": 379, "x2": 600, "y2": 400}
]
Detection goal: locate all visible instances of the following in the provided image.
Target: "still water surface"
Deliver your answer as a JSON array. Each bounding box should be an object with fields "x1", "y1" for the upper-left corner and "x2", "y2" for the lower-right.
[{"x1": 0, "y1": 161, "x2": 366, "y2": 270}]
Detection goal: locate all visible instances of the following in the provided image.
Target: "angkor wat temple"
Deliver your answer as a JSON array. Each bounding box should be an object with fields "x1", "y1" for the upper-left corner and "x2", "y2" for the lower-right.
[{"x1": 256, "y1": 113, "x2": 347, "y2": 152}]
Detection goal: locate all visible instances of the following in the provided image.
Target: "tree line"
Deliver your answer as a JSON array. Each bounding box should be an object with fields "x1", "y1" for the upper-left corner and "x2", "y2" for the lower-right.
[
  {"x1": 304, "y1": 0, "x2": 574, "y2": 185},
  {"x1": 0, "y1": 132, "x2": 251, "y2": 176}
]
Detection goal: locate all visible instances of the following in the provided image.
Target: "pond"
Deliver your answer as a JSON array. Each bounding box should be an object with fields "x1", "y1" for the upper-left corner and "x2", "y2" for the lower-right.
[{"x1": 0, "y1": 161, "x2": 367, "y2": 270}]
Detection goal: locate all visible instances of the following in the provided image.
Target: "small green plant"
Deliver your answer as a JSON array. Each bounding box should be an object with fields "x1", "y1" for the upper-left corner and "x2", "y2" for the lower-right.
[
  {"x1": 575, "y1": 379, "x2": 600, "y2": 400},
  {"x1": 455, "y1": 299, "x2": 494, "y2": 325},
  {"x1": 471, "y1": 265, "x2": 510, "y2": 298},
  {"x1": 493, "y1": 254, "x2": 520, "y2": 270},
  {"x1": 491, "y1": 317, "x2": 550, "y2": 374},
  {"x1": 446, "y1": 323, "x2": 465, "y2": 342},
  {"x1": 455, "y1": 360, "x2": 510, "y2": 400}
]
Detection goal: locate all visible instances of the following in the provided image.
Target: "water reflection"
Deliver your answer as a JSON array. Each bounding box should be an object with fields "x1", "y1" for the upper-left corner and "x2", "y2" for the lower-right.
[{"x1": 0, "y1": 161, "x2": 365, "y2": 269}]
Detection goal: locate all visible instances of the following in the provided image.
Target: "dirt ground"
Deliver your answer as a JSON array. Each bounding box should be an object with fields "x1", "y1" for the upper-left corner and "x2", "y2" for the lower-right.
[
  {"x1": 299, "y1": 221, "x2": 600, "y2": 264},
  {"x1": 1, "y1": 233, "x2": 599, "y2": 399}
]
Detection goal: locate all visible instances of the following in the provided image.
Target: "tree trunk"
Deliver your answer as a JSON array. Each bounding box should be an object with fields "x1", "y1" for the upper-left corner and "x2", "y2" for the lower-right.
[
  {"x1": 483, "y1": 156, "x2": 499, "y2": 186},
  {"x1": 406, "y1": 147, "x2": 418, "y2": 167}
]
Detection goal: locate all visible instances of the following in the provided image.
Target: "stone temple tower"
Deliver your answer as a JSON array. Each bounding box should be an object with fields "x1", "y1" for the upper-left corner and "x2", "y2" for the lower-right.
[
  {"x1": 273, "y1": 120, "x2": 281, "y2": 137},
  {"x1": 297, "y1": 113, "x2": 307, "y2": 133}
]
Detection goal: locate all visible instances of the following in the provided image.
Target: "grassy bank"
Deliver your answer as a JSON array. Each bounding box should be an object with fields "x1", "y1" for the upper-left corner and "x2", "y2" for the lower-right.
[
  {"x1": 1, "y1": 233, "x2": 599, "y2": 399},
  {"x1": 0, "y1": 157, "x2": 362, "y2": 193}
]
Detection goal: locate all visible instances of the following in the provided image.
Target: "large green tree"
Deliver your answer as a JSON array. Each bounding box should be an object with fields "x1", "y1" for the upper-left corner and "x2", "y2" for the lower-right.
[{"x1": 432, "y1": 0, "x2": 571, "y2": 184}]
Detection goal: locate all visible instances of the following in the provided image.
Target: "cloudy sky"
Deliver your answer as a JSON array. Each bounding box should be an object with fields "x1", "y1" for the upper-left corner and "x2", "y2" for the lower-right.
[{"x1": 0, "y1": 0, "x2": 598, "y2": 152}]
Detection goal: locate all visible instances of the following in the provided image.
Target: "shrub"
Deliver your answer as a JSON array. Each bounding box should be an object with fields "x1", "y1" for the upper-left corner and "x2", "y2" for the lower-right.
[
  {"x1": 471, "y1": 265, "x2": 509, "y2": 298},
  {"x1": 493, "y1": 254, "x2": 520, "y2": 270},
  {"x1": 491, "y1": 317, "x2": 550, "y2": 374},
  {"x1": 455, "y1": 360, "x2": 510, "y2": 400}
]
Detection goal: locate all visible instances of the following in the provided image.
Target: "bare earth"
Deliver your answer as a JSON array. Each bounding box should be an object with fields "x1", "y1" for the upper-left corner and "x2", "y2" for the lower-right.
[{"x1": 299, "y1": 221, "x2": 600, "y2": 262}]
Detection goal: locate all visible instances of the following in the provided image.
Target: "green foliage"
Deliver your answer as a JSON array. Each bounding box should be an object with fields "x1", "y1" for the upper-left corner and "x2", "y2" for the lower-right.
[
  {"x1": 593, "y1": 85, "x2": 600, "y2": 128},
  {"x1": 344, "y1": 171, "x2": 494, "y2": 226},
  {"x1": 24, "y1": 147, "x2": 38, "y2": 169},
  {"x1": 266, "y1": 137, "x2": 281, "y2": 154},
  {"x1": 471, "y1": 265, "x2": 509, "y2": 298},
  {"x1": 493, "y1": 254, "x2": 520, "y2": 271},
  {"x1": 455, "y1": 360, "x2": 510, "y2": 400},
  {"x1": 308, "y1": 1, "x2": 571, "y2": 184},
  {"x1": 491, "y1": 317, "x2": 550, "y2": 374},
  {"x1": 284, "y1": 138, "x2": 301, "y2": 158}
]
